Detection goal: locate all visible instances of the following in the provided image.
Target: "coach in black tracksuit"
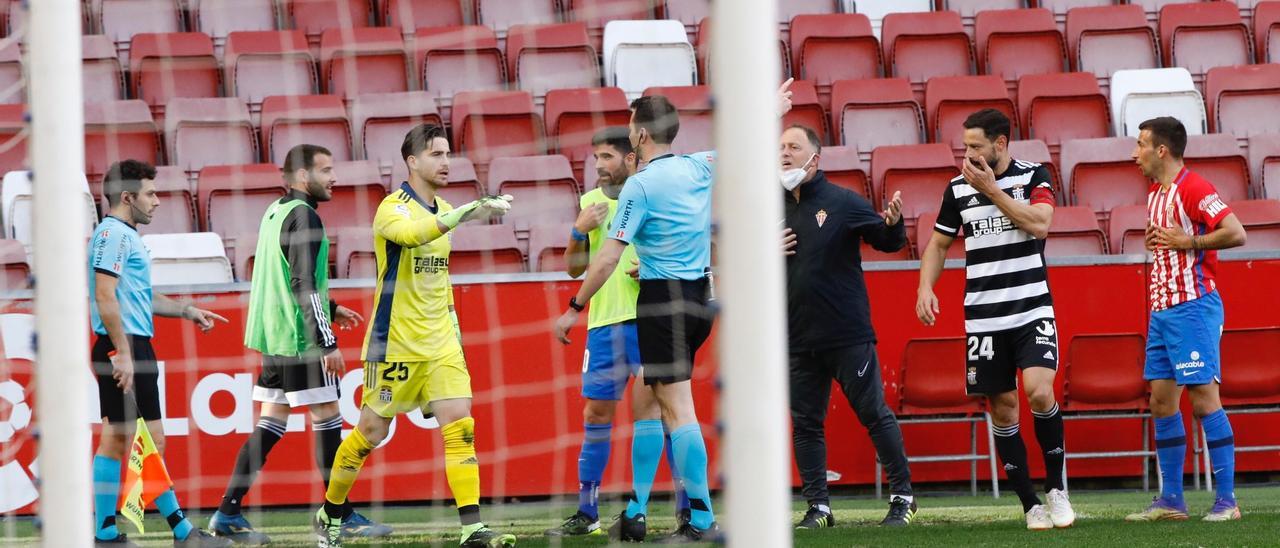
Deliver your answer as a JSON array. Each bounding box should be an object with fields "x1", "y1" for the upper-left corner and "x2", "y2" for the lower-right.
[{"x1": 780, "y1": 125, "x2": 917, "y2": 528}]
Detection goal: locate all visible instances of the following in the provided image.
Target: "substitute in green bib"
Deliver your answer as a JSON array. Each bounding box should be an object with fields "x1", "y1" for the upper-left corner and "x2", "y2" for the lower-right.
[{"x1": 210, "y1": 144, "x2": 389, "y2": 544}]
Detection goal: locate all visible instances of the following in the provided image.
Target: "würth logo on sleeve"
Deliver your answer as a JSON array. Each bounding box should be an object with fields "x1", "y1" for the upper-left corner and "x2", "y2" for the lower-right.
[{"x1": 815, "y1": 209, "x2": 828, "y2": 227}]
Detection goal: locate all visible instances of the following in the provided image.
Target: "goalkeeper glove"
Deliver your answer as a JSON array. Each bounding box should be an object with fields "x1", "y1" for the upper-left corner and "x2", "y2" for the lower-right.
[{"x1": 436, "y1": 194, "x2": 515, "y2": 229}]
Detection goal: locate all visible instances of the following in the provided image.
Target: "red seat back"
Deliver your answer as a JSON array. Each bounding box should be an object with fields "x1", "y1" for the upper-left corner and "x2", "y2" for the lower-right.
[
  {"x1": 198, "y1": 164, "x2": 287, "y2": 237},
  {"x1": 84, "y1": 35, "x2": 126, "y2": 103},
  {"x1": 506, "y1": 22, "x2": 600, "y2": 100},
  {"x1": 830, "y1": 78, "x2": 923, "y2": 156},
  {"x1": 0, "y1": 239, "x2": 28, "y2": 291},
  {"x1": 1063, "y1": 333, "x2": 1148, "y2": 411},
  {"x1": 100, "y1": 0, "x2": 182, "y2": 47},
  {"x1": 1254, "y1": 1, "x2": 1280, "y2": 63},
  {"x1": 1228, "y1": 199, "x2": 1280, "y2": 251},
  {"x1": 350, "y1": 91, "x2": 444, "y2": 177},
  {"x1": 413, "y1": 26, "x2": 507, "y2": 100},
  {"x1": 1204, "y1": 64, "x2": 1280, "y2": 138},
  {"x1": 260, "y1": 94, "x2": 353, "y2": 164},
  {"x1": 1046, "y1": 206, "x2": 1107, "y2": 256},
  {"x1": 0, "y1": 104, "x2": 26, "y2": 173},
  {"x1": 1061, "y1": 136, "x2": 1147, "y2": 213},
  {"x1": 882, "y1": 11, "x2": 974, "y2": 93},
  {"x1": 976, "y1": 8, "x2": 1065, "y2": 89},
  {"x1": 1159, "y1": 2, "x2": 1251, "y2": 78},
  {"x1": 925, "y1": 75, "x2": 1018, "y2": 151},
  {"x1": 224, "y1": 31, "x2": 318, "y2": 104},
  {"x1": 818, "y1": 145, "x2": 871, "y2": 202},
  {"x1": 872, "y1": 143, "x2": 959, "y2": 227},
  {"x1": 1184, "y1": 133, "x2": 1251, "y2": 202},
  {"x1": 84, "y1": 100, "x2": 160, "y2": 182},
  {"x1": 1066, "y1": 5, "x2": 1158, "y2": 82},
  {"x1": 1220, "y1": 327, "x2": 1280, "y2": 405},
  {"x1": 130, "y1": 33, "x2": 221, "y2": 108},
  {"x1": 544, "y1": 87, "x2": 631, "y2": 171},
  {"x1": 334, "y1": 227, "x2": 375, "y2": 278},
  {"x1": 1018, "y1": 72, "x2": 1110, "y2": 150},
  {"x1": 320, "y1": 27, "x2": 409, "y2": 98},
  {"x1": 164, "y1": 97, "x2": 259, "y2": 173},
  {"x1": 487, "y1": 155, "x2": 580, "y2": 230},
  {"x1": 288, "y1": 0, "x2": 372, "y2": 39},
  {"x1": 900, "y1": 338, "x2": 984, "y2": 415},
  {"x1": 324, "y1": 160, "x2": 388, "y2": 232},
  {"x1": 1108, "y1": 204, "x2": 1149, "y2": 255},
  {"x1": 383, "y1": 0, "x2": 465, "y2": 36},
  {"x1": 789, "y1": 14, "x2": 882, "y2": 91},
  {"x1": 449, "y1": 224, "x2": 526, "y2": 274},
  {"x1": 528, "y1": 222, "x2": 572, "y2": 272},
  {"x1": 451, "y1": 90, "x2": 546, "y2": 167}
]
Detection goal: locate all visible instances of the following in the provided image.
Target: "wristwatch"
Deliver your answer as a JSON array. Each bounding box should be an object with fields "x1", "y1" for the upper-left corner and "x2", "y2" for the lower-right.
[{"x1": 568, "y1": 296, "x2": 585, "y2": 312}]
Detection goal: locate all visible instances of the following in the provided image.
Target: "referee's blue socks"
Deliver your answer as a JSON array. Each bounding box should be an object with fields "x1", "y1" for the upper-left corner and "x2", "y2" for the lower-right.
[
  {"x1": 155, "y1": 488, "x2": 194, "y2": 540},
  {"x1": 626, "y1": 420, "x2": 664, "y2": 519},
  {"x1": 670, "y1": 423, "x2": 714, "y2": 530},
  {"x1": 577, "y1": 422, "x2": 612, "y2": 519},
  {"x1": 92, "y1": 455, "x2": 121, "y2": 540},
  {"x1": 1155, "y1": 412, "x2": 1187, "y2": 505},
  {"x1": 1201, "y1": 409, "x2": 1236, "y2": 504},
  {"x1": 664, "y1": 428, "x2": 690, "y2": 513}
]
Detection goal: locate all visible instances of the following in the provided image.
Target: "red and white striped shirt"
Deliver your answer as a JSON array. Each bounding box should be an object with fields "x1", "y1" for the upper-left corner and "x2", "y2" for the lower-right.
[{"x1": 1147, "y1": 167, "x2": 1232, "y2": 312}]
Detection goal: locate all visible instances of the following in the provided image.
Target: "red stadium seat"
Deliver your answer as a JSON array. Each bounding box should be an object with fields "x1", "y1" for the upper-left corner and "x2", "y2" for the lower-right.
[
  {"x1": 260, "y1": 94, "x2": 353, "y2": 164},
  {"x1": 1007, "y1": 139, "x2": 1063, "y2": 199},
  {"x1": 895, "y1": 336, "x2": 998, "y2": 497},
  {"x1": 943, "y1": 0, "x2": 1025, "y2": 23},
  {"x1": 383, "y1": 0, "x2": 465, "y2": 38},
  {"x1": 0, "y1": 239, "x2": 28, "y2": 291},
  {"x1": 334, "y1": 226, "x2": 375, "y2": 278},
  {"x1": 1108, "y1": 204, "x2": 1150, "y2": 255},
  {"x1": 1204, "y1": 64, "x2": 1280, "y2": 140},
  {"x1": 1254, "y1": 1, "x2": 1280, "y2": 63},
  {"x1": 0, "y1": 104, "x2": 25, "y2": 174},
  {"x1": 1227, "y1": 199, "x2": 1280, "y2": 251},
  {"x1": 1060, "y1": 333, "x2": 1152, "y2": 483},
  {"x1": 1184, "y1": 133, "x2": 1251, "y2": 202},
  {"x1": 0, "y1": 40, "x2": 21, "y2": 104},
  {"x1": 915, "y1": 210, "x2": 966, "y2": 259},
  {"x1": 319, "y1": 27, "x2": 409, "y2": 98},
  {"x1": 450, "y1": 90, "x2": 546, "y2": 171},
  {"x1": 506, "y1": 22, "x2": 601, "y2": 102},
  {"x1": 528, "y1": 222, "x2": 572, "y2": 272},
  {"x1": 543, "y1": 87, "x2": 631, "y2": 176},
  {"x1": 138, "y1": 165, "x2": 197, "y2": 235},
  {"x1": 789, "y1": 13, "x2": 882, "y2": 108},
  {"x1": 349, "y1": 91, "x2": 444, "y2": 181},
  {"x1": 643, "y1": 85, "x2": 712, "y2": 154},
  {"x1": 487, "y1": 155, "x2": 580, "y2": 232},
  {"x1": 224, "y1": 31, "x2": 318, "y2": 109},
  {"x1": 437, "y1": 157, "x2": 485, "y2": 205},
  {"x1": 1017, "y1": 72, "x2": 1110, "y2": 156},
  {"x1": 83, "y1": 100, "x2": 160, "y2": 184},
  {"x1": 924, "y1": 75, "x2": 1018, "y2": 154},
  {"x1": 99, "y1": 0, "x2": 182, "y2": 56},
  {"x1": 164, "y1": 97, "x2": 259, "y2": 174},
  {"x1": 3, "y1": 1, "x2": 20, "y2": 38},
  {"x1": 830, "y1": 78, "x2": 923, "y2": 159},
  {"x1": 871, "y1": 143, "x2": 959, "y2": 229},
  {"x1": 664, "y1": 0, "x2": 709, "y2": 40},
  {"x1": 1219, "y1": 327, "x2": 1280, "y2": 406},
  {"x1": 1065, "y1": 5, "x2": 1158, "y2": 89},
  {"x1": 975, "y1": 8, "x2": 1066, "y2": 96},
  {"x1": 449, "y1": 224, "x2": 526, "y2": 273},
  {"x1": 1046, "y1": 205, "x2": 1107, "y2": 256},
  {"x1": 564, "y1": 0, "x2": 655, "y2": 50},
  {"x1": 1060, "y1": 136, "x2": 1147, "y2": 216},
  {"x1": 129, "y1": 33, "x2": 221, "y2": 113},
  {"x1": 324, "y1": 160, "x2": 387, "y2": 232},
  {"x1": 881, "y1": 11, "x2": 974, "y2": 102},
  {"x1": 474, "y1": 0, "x2": 557, "y2": 37},
  {"x1": 83, "y1": 35, "x2": 126, "y2": 103},
  {"x1": 1248, "y1": 133, "x2": 1280, "y2": 199},
  {"x1": 192, "y1": 0, "x2": 278, "y2": 52},
  {"x1": 1038, "y1": 0, "x2": 1112, "y2": 25},
  {"x1": 817, "y1": 145, "x2": 871, "y2": 203},
  {"x1": 413, "y1": 26, "x2": 506, "y2": 104},
  {"x1": 1159, "y1": 2, "x2": 1251, "y2": 85},
  {"x1": 287, "y1": 0, "x2": 372, "y2": 47},
  {"x1": 780, "y1": 80, "x2": 829, "y2": 145},
  {"x1": 198, "y1": 163, "x2": 288, "y2": 237}
]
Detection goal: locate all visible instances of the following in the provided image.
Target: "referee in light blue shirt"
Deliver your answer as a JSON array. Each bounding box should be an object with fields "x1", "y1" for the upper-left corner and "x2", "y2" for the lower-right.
[{"x1": 553, "y1": 82, "x2": 795, "y2": 542}]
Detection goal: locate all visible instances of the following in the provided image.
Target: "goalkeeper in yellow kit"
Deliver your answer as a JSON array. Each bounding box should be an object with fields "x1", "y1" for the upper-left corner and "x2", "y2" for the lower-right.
[{"x1": 313, "y1": 124, "x2": 516, "y2": 548}]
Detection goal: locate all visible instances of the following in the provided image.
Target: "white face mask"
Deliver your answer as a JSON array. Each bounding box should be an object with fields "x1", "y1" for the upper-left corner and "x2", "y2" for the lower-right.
[{"x1": 780, "y1": 153, "x2": 816, "y2": 191}]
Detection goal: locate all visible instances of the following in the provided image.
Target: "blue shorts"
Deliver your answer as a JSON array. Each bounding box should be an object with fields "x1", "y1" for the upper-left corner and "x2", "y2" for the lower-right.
[
  {"x1": 582, "y1": 321, "x2": 642, "y2": 400},
  {"x1": 1145, "y1": 291, "x2": 1223, "y2": 385}
]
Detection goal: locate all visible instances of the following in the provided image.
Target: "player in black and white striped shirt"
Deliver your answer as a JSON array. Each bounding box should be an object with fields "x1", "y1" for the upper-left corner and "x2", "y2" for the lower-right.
[{"x1": 915, "y1": 109, "x2": 1075, "y2": 531}]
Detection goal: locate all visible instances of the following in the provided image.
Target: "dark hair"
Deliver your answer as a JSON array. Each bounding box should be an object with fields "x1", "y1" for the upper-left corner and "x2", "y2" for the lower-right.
[
  {"x1": 591, "y1": 126, "x2": 633, "y2": 156},
  {"x1": 962, "y1": 108, "x2": 1011, "y2": 143},
  {"x1": 102, "y1": 160, "x2": 157, "y2": 206},
  {"x1": 629, "y1": 95, "x2": 680, "y2": 145},
  {"x1": 1138, "y1": 116, "x2": 1187, "y2": 159},
  {"x1": 401, "y1": 123, "x2": 448, "y2": 161},
  {"x1": 786, "y1": 124, "x2": 822, "y2": 154},
  {"x1": 282, "y1": 144, "x2": 332, "y2": 182}
]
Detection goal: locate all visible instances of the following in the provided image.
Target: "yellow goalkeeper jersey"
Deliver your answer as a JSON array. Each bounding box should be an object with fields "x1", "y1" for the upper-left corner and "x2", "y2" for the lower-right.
[{"x1": 362, "y1": 182, "x2": 460, "y2": 363}]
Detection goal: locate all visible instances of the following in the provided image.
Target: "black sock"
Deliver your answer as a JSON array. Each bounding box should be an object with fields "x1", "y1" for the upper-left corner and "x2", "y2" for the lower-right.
[
  {"x1": 219, "y1": 416, "x2": 286, "y2": 515},
  {"x1": 1032, "y1": 403, "x2": 1066, "y2": 493},
  {"x1": 992, "y1": 422, "x2": 1041, "y2": 512},
  {"x1": 314, "y1": 414, "x2": 353, "y2": 519}
]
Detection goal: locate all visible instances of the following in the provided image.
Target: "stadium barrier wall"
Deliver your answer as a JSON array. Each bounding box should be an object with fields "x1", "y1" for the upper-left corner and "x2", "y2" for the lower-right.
[{"x1": 1, "y1": 255, "x2": 1278, "y2": 514}]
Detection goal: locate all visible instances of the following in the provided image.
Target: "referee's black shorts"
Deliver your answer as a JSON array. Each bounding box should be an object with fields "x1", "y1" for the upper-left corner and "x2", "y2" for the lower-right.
[
  {"x1": 92, "y1": 334, "x2": 162, "y2": 423},
  {"x1": 636, "y1": 278, "x2": 714, "y2": 386}
]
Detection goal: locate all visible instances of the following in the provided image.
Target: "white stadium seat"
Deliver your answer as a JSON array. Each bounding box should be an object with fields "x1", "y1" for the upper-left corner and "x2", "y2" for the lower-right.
[
  {"x1": 603, "y1": 19, "x2": 697, "y2": 99},
  {"x1": 2, "y1": 171, "x2": 97, "y2": 250},
  {"x1": 142, "y1": 232, "x2": 235, "y2": 285},
  {"x1": 1109, "y1": 67, "x2": 1206, "y2": 138}
]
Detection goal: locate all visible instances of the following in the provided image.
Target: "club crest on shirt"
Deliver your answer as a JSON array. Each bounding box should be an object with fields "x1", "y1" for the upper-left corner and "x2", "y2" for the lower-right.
[
  {"x1": 1012, "y1": 184, "x2": 1025, "y2": 201},
  {"x1": 815, "y1": 209, "x2": 828, "y2": 227}
]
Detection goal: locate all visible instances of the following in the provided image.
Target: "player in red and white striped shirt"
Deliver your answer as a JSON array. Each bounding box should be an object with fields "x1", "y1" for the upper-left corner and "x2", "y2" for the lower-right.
[{"x1": 1128, "y1": 117, "x2": 1247, "y2": 523}]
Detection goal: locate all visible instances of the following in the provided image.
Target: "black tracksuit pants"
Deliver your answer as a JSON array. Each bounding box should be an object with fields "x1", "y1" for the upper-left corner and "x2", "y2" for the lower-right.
[{"x1": 790, "y1": 342, "x2": 912, "y2": 505}]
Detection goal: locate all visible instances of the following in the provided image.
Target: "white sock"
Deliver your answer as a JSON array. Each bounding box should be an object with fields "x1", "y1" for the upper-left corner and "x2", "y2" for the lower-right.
[{"x1": 891, "y1": 495, "x2": 914, "y2": 504}]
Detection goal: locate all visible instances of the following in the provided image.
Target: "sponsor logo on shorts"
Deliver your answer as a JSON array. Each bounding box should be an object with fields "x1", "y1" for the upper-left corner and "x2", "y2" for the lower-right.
[
  {"x1": 1043, "y1": 350, "x2": 1055, "y2": 360},
  {"x1": 1175, "y1": 350, "x2": 1205, "y2": 376},
  {"x1": 1035, "y1": 320, "x2": 1057, "y2": 346}
]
